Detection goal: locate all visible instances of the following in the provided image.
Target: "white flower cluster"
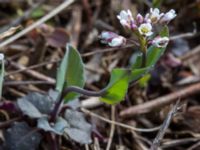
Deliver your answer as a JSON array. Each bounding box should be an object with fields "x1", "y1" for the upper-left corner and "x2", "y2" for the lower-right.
[{"x1": 100, "y1": 8, "x2": 176, "y2": 48}]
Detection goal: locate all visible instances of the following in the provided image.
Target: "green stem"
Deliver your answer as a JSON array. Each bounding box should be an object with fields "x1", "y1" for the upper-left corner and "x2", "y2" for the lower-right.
[
  {"x1": 50, "y1": 86, "x2": 106, "y2": 122},
  {"x1": 139, "y1": 36, "x2": 147, "y2": 68},
  {"x1": 141, "y1": 51, "x2": 146, "y2": 67}
]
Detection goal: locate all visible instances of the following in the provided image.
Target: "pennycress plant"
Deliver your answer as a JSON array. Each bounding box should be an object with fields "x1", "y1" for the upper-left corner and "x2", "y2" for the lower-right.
[
  {"x1": 100, "y1": 8, "x2": 176, "y2": 66},
  {"x1": 0, "y1": 8, "x2": 176, "y2": 149}
]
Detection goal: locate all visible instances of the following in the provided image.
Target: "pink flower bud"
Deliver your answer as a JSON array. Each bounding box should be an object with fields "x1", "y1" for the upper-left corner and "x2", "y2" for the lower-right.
[
  {"x1": 136, "y1": 13, "x2": 144, "y2": 24},
  {"x1": 100, "y1": 31, "x2": 126, "y2": 47}
]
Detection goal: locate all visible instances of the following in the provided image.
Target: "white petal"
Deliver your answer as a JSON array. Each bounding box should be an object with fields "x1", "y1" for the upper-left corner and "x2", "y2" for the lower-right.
[
  {"x1": 109, "y1": 37, "x2": 124, "y2": 47},
  {"x1": 127, "y1": 9, "x2": 133, "y2": 18},
  {"x1": 101, "y1": 32, "x2": 110, "y2": 39},
  {"x1": 145, "y1": 31, "x2": 153, "y2": 36},
  {"x1": 0, "y1": 53, "x2": 4, "y2": 60},
  {"x1": 160, "y1": 9, "x2": 176, "y2": 23},
  {"x1": 152, "y1": 36, "x2": 169, "y2": 47}
]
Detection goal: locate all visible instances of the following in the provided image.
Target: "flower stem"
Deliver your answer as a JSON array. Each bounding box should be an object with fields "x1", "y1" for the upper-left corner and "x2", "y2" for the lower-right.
[
  {"x1": 138, "y1": 36, "x2": 147, "y2": 68},
  {"x1": 141, "y1": 50, "x2": 147, "y2": 67},
  {"x1": 50, "y1": 86, "x2": 106, "y2": 122}
]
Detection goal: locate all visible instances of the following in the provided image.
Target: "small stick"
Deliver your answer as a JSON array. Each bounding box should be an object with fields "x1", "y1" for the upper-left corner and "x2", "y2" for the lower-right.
[
  {"x1": 0, "y1": 117, "x2": 22, "y2": 128},
  {"x1": 170, "y1": 31, "x2": 199, "y2": 40},
  {"x1": 0, "y1": 0, "x2": 45, "y2": 34},
  {"x1": 9, "y1": 61, "x2": 55, "y2": 84},
  {"x1": 150, "y1": 101, "x2": 180, "y2": 150},
  {"x1": 94, "y1": 137, "x2": 101, "y2": 150},
  {"x1": 85, "y1": 144, "x2": 90, "y2": 150},
  {"x1": 81, "y1": 108, "x2": 161, "y2": 132},
  {"x1": 6, "y1": 59, "x2": 59, "y2": 76},
  {"x1": 81, "y1": 44, "x2": 135, "y2": 57},
  {"x1": 0, "y1": 0, "x2": 75, "y2": 49},
  {"x1": 106, "y1": 106, "x2": 115, "y2": 150},
  {"x1": 120, "y1": 82, "x2": 200, "y2": 118},
  {"x1": 4, "y1": 80, "x2": 54, "y2": 86},
  {"x1": 187, "y1": 141, "x2": 200, "y2": 150},
  {"x1": 162, "y1": 138, "x2": 200, "y2": 149}
]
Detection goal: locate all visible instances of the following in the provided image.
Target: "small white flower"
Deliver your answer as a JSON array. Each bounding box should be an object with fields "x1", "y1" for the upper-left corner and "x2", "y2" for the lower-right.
[
  {"x1": 150, "y1": 8, "x2": 164, "y2": 23},
  {"x1": 117, "y1": 10, "x2": 135, "y2": 29},
  {"x1": 145, "y1": 8, "x2": 164, "y2": 24},
  {"x1": 100, "y1": 31, "x2": 126, "y2": 47},
  {"x1": 138, "y1": 23, "x2": 153, "y2": 36},
  {"x1": 159, "y1": 9, "x2": 176, "y2": 24},
  {"x1": 0, "y1": 53, "x2": 4, "y2": 60},
  {"x1": 152, "y1": 36, "x2": 169, "y2": 48}
]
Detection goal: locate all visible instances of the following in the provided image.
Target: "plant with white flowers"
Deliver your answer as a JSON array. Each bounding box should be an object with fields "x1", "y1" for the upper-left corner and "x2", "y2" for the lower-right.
[
  {"x1": 0, "y1": 8, "x2": 176, "y2": 148},
  {"x1": 100, "y1": 8, "x2": 176, "y2": 68}
]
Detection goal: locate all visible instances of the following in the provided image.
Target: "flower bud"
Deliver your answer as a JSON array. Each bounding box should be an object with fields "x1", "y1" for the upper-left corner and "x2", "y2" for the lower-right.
[
  {"x1": 100, "y1": 31, "x2": 126, "y2": 47},
  {"x1": 117, "y1": 10, "x2": 136, "y2": 30},
  {"x1": 152, "y1": 36, "x2": 169, "y2": 48},
  {"x1": 136, "y1": 13, "x2": 144, "y2": 24},
  {"x1": 159, "y1": 9, "x2": 176, "y2": 24}
]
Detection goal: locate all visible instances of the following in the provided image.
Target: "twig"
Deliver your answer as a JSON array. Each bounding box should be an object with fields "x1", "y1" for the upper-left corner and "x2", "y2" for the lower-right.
[
  {"x1": 0, "y1": 0, "x2": 75, "y2": 49},
  {"x1": 85, "y1": 144, "x2": 90, "y2": 150},
  {"x1": 81, "y1": 44, "x2": 134, "y2": 57},
  {"x1": 120, "y1": 82, "x2": 200, "y2": 118},
  {"x1": 179, "y1": 45, "x2": 200, "y2": 61},
  {"x1": 150, "y1": 101, "x2": 180, "y2": 150},
  {"x1": 106, "y1": 106, "x2": 115, "y2": 150},
  {"x1": 131, "y1": 131, "x2": 152, "y2": 148},
  {"x1": 170, "y1": 31, "x2": 198, "y2": 40},
  {"x1": 6, "y1": 59, "x2": 59, "y2": 76},
  {"x1": 94, "y1": 137, "x2": 101, "y2": 150},
  {"x1": 81, "y1": 97, "x2": 103, "y2": 109},
  {"x1": 187, "y1": 141, "x2": 200, "y2": 150},
  {"x1": 81, "y1": 108, "x2": 161, "y2": 132},
  {"x1": 162, "y1": 138, "x2": 200, "y2": 149},
  {"x1": 4, "y1": 80, "x2": 54, "y2": 86},
  {"x1": 0, "y1": 0, "x2": 46, "y2": 34},
  {"x1": 50, "y1": 86, "x2": 106, "y2": 122},
  {"x1": 9, "y1": 61, "x2": 55, "y2": 84},
  {"x1": 0, "y1": 117, "x2": 22, "y2": 128}
]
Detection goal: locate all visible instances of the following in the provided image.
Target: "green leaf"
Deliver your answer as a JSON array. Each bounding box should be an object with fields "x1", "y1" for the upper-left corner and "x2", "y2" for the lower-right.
[
  {"x1": 131, "y1": 52, "x2": 143, "y2": 69},
  {"x1": 146, "y1": 26, "x2": 169, "y2": 67},
  {"x1": 138, "y1": 74, "x2": 151, "y2": 88},
  {"x1": 56, "y1": 44, "x2": 85, "y2": 102},
  {"x1": 100, "y1": 69, "x2": 130, "y2": 104},
  {"x1": 31, "y1": 8, "x2": 45, "y2": 18},
  {"x1": 153, "y1": 0, "x2": 163, "y2": 8},
  {"x1": 146, "y1": 46, "x2": 165, "y2": 67},
  {"x1": 0, "y1": 60, "x2": 4, "y2": 98},
  {"x1": 129, "y1": 67, "x2": 150, "y2": 82}
]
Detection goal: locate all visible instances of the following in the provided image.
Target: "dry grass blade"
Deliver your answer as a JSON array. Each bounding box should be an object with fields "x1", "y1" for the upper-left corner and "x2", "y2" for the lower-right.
[
  {"x1": 0, "y1": 0, "x2": 75, "y2": 49},
  {"x1": 150, "y1": 101, "x2": 180, "y2": 150},
  {"x1": 0, "y1": 26, "x2": 21, "y2": 40},
  {"x1": 106, "y1": 106, "x2": 115, "y2": 150},
  {"x1": 81, "y1": 108, "x2": 161, "y2": 132}
]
